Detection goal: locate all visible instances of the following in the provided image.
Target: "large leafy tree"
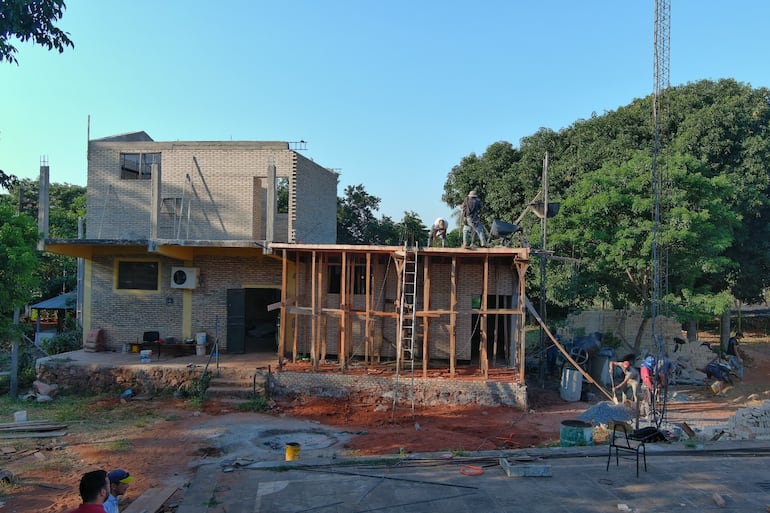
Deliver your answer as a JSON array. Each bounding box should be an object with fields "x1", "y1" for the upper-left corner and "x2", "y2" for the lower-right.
[
  {"x1": 337, "y1": 185, "x2": 427, "y2": 246},
  {"x1": 337, "y1": 184, "x2": 382, "y2": 245},
  {"x1": 0, "y1": 203, "x2": 40, "y2": 339},
  {"x1": 0, "y1": 179, "x2": 85, "y2": 299},
  {"x1": 442, "y1": 78, "x2": 770, "y2": 329},
  {"x1": 1, "y1": 0, "x2": 74, "y2": 64}
]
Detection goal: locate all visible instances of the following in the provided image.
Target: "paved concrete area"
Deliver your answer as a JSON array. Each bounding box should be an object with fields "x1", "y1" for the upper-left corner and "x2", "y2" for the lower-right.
[{"x1": 179, "y1": 441, "x2": 770, "y2": 513}]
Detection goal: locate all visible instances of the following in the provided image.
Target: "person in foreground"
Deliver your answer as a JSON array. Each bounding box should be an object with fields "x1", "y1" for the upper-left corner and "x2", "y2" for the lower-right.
[
  {"x1": 66, "y1": 469, "x2": 109, "y2": 513},
  {"x1": 104, "y1": 469, "x2": 134, "y2": 513}
]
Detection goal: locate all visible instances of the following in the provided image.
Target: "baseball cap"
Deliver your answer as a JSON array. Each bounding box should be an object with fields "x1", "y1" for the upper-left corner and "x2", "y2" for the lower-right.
[{"x1": 108, "y1": 469, "x2": 134, "y2": 484}]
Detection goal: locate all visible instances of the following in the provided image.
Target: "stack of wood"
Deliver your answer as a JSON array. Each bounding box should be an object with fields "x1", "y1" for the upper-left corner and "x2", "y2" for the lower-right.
[{"x1": 0, "y1": 420, "x2": 67, "y2": 439}]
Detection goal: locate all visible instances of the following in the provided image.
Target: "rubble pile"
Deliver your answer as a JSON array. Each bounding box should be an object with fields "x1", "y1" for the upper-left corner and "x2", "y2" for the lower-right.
[{"x1": 726, "y1": 400, "x2": 770, "y2": 440}]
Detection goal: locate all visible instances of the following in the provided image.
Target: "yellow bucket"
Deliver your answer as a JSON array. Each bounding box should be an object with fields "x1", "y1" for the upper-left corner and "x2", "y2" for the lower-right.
[{"x1": 285, "y1": 442, "x2": 301, "y2": 461}]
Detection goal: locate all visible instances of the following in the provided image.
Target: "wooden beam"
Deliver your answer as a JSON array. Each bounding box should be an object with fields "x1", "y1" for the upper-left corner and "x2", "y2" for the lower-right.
[
  {"x1": 481, "y1": 255, "x2": 489, "y2": 378},
  {"x1": 340, "y1": 251, "x2": 347, "y2": 370},
  {"x1": 450, "y1": 256, "x2": 457, "y2": 377},
  {"x1": 310, "y1": 251, "x2": 317, "y2": 369},
  {"x1": 365, "y1": 252, "x2": 372, "y2": 363},
  {"x1": 422, "y1": 254, "x2": 431, "y2": 378},
  {"x1": 524, "y1": 297, "x2": 614, "y2": 401},
  {"x1": 278, "y1": 249, "x2": 288, "y2": 362}
]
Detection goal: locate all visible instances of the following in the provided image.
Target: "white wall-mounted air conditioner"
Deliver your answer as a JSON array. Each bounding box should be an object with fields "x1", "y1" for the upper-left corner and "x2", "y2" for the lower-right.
[{"x1": 170, "y1": 267, "x2": 199, "y2": 289}]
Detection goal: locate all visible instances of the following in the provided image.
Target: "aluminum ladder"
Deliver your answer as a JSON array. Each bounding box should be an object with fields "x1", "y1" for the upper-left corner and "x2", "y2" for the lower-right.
[{"x1": 392, "y1": 244, "x2": 418, "y2": 417}]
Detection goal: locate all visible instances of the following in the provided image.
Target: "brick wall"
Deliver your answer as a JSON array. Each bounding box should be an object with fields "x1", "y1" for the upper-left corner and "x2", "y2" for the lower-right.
[
  {"x1": 86, "y1": 140, "x2": 336, "y2": 243},
  {"x1": 88, "y1": 253, "x2": 282, "y2": 352}
]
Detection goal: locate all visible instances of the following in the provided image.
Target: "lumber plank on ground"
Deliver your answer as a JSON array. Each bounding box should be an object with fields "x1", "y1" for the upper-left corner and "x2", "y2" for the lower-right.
[
  {"x1": 123, "y1": 485, "x2": 179, "y2": 513},
  {"x1": 0, "y1": 424, "x2": 68, "y2": 433},
  {"x1": 0, "y1": 431, "x2": 67, "y2": 439}
]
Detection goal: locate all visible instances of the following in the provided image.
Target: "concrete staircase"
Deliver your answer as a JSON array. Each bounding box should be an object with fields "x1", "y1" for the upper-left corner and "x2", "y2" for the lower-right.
[{"x1": 205, "y1": 369, "x2": 268, "y2": 404}]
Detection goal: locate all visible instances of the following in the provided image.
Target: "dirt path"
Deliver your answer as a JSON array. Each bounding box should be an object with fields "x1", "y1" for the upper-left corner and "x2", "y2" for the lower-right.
[{"x1": 3, "y1": 339, "x2": 769, "y2": 513}]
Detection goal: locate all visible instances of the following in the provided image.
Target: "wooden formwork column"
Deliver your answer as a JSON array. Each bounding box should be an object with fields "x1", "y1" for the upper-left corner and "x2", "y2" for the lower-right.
[
  {"x1": 310, "y1": 251, "x2": 318, "y2": 370},
  {"x1": 480, "y1": 256, "x2": 489, "y2": 378},
  {"x1": 450, "y1": 256, "x2": 457, "y2": 378},
  {"x1": 516, "y1": 262, "x2": 528, "y2": 381},
  {"x1": 422, "y1": 255, "x2": 431, "y2": 378},
  {"x1": 292, "y1": 250, "x2": 301, "y2": 362},
  {"x1": 365, "y1": 253, "x2": 372, "y2": 363},
  {"x1": 318, "y1": 253, "x2": 327, "y2": 363},
  {"x1": 340, "y1": 251, "x2": 347, "y2": 370},
  {"x1": 278, "y1": 249, "x2": 288, "y2": 363}
]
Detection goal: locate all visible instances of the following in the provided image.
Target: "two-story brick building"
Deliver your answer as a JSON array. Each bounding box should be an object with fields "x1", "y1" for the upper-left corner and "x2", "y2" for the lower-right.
[
  {"x1": 41, "y1": 132, "x2": 533, "y2": 390},
  {"x1": 43, "y1": 132, "x2": 338, "y2": 353}
]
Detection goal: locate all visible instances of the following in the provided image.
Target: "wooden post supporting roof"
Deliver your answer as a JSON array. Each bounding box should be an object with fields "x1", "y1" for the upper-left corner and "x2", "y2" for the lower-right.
[
  {"x1": 311, "y1": 251, "x2": 318, "y2": 370},
  {"x1": 480, "y1": 255, "x2": 489, "y2": 378},
  {"x1": 279, "y1": 249, "x2": 288, "y2": 363},
  {"x1": 422, "y1": 255, "x2": 431, "y2": 378},
  {"x1": 268, "y1": 243, "x2": 532, "y2": 385},
  {"x1": 340, "y1": 251, "x2": 347, "y2": 370},
  {"x1": 450, "y1": 256, "x2": 457, "y2": 377}
]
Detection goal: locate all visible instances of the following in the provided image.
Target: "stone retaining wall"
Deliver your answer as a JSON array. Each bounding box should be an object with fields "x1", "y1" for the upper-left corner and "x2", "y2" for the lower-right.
[
  {"x1": 35, "y1": 357, "x2": 208, "y2": 395},
  {"x1": 267, "y1": 371, "x2": 528, "y2": 408},
  {"x1": 36, "y1": 357, "x2": 528, "y2": 408}
]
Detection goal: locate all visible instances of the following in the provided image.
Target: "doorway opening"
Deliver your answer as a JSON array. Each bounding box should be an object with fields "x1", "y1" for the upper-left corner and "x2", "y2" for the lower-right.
[{"x1": 226, "y1": 287, "x2": 281, "y2": 353}]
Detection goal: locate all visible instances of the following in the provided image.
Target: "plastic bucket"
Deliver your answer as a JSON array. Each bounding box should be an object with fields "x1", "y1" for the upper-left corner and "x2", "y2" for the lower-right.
[
  {"x1": 285, "y1": 442, "x2": 301, "y2": 461},
  {"x1": 560, "y1": 368, "x2": 582, "y2": 402},
  {"x1": 196, "y1": 332, "x2": 207, "y2": 345},
  {"x1": 560, "y1": 420, "x2": 594, "y2": 447},
  {"x1": 140, "y1": 349, "x2": 152, "y2": 363},
  {"x1": 195, "y1": 345, "x2": 206, "y2": 356},
  {"x1": 14, "y1": 410, "x2": 27, "y2": 423}
]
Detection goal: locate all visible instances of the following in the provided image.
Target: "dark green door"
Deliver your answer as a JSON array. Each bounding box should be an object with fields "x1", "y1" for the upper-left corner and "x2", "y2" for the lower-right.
[{"x1": 226, "y1": 288, "x2": 246, "y2": 354}]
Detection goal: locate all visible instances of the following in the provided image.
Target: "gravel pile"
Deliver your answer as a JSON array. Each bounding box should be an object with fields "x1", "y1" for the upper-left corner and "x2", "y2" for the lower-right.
[{"x1": 578, "y1": 400, "x2": 635, "y2": 426}]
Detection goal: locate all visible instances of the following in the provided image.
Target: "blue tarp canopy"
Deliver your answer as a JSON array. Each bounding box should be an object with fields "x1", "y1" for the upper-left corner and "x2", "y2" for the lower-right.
[{"x1": 30, "y1": 291, "x2": 77, "y2": 310}]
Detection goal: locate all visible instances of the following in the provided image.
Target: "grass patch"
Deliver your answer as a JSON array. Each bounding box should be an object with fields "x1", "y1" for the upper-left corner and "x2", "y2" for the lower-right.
[
  {"x1": 235, "y1": 396, "x2": 269, "y2": 413},
  {"x1": 108, "y1": 438, "x2": 132, "y2": 452}
]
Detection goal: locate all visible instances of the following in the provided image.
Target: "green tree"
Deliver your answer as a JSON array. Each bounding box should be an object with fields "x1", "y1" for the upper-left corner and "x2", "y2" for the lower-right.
[
  {"x1": 1, "y1": 179, "x2": 85, "y2": 298},
  {"x1": 337, "y1": 184, "x2": 382, "y2": 245},
  {"x1": 0, "y1": 0, "x2": 74, "y2": 64},
  {"x1": 0, "y1": 203, "x2": 40, "y2": 339},
  {"x1": 444, "y1": 79, "x2": 770, "y2": 332}
]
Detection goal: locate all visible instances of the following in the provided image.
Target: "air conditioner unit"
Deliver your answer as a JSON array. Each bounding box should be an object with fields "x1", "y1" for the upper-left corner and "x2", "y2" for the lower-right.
[{"x1": 170, "y1": 267, "x2": 199, "y2": 289}]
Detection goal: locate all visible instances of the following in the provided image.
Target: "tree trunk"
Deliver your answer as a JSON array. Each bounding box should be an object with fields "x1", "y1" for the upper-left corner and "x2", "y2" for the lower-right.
[
  {"x1": 720, "y1": 310, "x2": 731, "y2": 352},
  {"x1": 686, "y1": 319, "x2": 698, "y2": 342}
]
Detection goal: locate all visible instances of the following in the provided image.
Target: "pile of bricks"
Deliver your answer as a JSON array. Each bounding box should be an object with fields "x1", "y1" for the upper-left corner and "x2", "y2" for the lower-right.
[{"x1": 726, "y1": 401, "x2": 770, "y2": 440}]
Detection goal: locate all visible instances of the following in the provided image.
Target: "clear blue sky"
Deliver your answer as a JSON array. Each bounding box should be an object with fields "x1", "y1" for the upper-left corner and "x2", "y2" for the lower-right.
[{"x1": 3, "y1": 1, "x2": 770, "y2": 228}]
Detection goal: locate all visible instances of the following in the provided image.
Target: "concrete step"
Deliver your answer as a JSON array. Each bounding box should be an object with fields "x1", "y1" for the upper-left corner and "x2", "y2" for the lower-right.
[{"x1": 206, "y1": 375, "x2": 266, "y2": 400}]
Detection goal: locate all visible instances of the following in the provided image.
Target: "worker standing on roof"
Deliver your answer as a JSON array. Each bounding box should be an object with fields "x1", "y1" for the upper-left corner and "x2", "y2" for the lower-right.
[{"x1": 461, "y1": 190, "x2": 487, "y2": 249}]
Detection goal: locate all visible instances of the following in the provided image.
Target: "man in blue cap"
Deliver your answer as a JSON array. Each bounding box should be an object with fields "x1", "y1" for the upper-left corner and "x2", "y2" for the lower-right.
[{"x1": 105, "y1": 469, "x2": 134, "y2": 513}]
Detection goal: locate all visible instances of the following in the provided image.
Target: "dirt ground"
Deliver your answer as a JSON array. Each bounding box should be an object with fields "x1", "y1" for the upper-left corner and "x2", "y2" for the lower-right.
[{"x1": 3, "y1": 334, "x2": 770, "y2": 513}]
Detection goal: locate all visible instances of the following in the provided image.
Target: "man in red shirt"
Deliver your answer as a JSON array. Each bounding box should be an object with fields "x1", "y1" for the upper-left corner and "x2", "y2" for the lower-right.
[{"x1": 66, "y1": 470, "x2": 109, "y2": 513}]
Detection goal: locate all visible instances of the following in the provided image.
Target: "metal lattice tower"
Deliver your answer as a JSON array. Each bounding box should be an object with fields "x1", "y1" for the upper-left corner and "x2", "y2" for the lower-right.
[{"x1": 651, "y1": 0, "x2": 670, "y2": 355}]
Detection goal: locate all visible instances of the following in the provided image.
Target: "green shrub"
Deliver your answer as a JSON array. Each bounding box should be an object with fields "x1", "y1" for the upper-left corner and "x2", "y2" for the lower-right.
[{"x1": 40, "y1": 328, "x2": 83, "y2": 355}]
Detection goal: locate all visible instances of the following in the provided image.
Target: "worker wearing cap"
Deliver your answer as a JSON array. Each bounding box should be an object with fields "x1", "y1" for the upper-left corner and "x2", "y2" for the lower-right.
[
  {"x1": 461, "y1": 190, "x2": 487, "y2": 248},
  {"x1": 726, "y1": 331, "x2": 744, "y2": 378},
  {"x1": 609, "y1": 359, "x2": 640, "y2": 404},
  {"x1": 105, "y1": 469, "x2": 134, "y2": 513}
]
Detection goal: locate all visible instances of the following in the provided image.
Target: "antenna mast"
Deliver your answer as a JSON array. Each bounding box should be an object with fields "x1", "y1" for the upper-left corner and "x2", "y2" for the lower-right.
[{"x1": 651, "y1": 0, "x2": 670, "y2": 355}]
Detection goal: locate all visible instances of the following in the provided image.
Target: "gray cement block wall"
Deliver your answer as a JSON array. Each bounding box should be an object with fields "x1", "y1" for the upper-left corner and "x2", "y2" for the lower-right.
[
  {"x1": 86, "y1": 140, "x2": 336, "y2": 244},
  {"x1": 88, "y1": 253, "x2": 282, "y2": 352}
]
